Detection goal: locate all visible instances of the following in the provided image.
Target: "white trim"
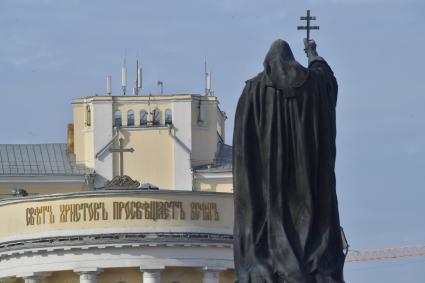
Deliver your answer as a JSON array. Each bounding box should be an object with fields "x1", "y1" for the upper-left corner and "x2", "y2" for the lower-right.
[
  {"x1": 73, "y1": 95, "x2": 219, "y2": 105},
  {"x1": 0, "y1": 189, "x2": 233, "y2": 205},
  {"x1": 90, "y1": 100, "x2": 114, "y2": 105},
  {"x1": 0, "y1": 245, "x2": 234, "y2": 278},
  {"x1": 0, "y1": 227, "x2": 233, "y2": 244},
  {"x1": 194, "y1": 172, "x2": 233, "y2": 181},
  {"x1": 119, "y1": 126, "x2": 170, "y2": 131},
  {"x1": 113, "y1": 99, "x2": 193, "y2": 104}
]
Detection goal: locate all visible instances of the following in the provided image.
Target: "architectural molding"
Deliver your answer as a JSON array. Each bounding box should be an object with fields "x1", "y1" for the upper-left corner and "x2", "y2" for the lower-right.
[
  {"x1": 193, "y1": 171, "x2": 233, "y2": 181},
  {"x1": 0, "y1": 228, "x2": 233, "y2": 246},
  {"x1": 104, "y1": 175, "x2": 140, "y2": 188},
  {"x1": 0, "y1": 244, "x2": 234, "y2": 279},
  {"x1": 0, "y1": 189, "x2": 232, "y2": 206},
  {"x1": 118, "y1": 126, "x2": 170, "y2": 131},
  {"x1": 140, "y1": 267, "x2": 164, "y2": 283}
]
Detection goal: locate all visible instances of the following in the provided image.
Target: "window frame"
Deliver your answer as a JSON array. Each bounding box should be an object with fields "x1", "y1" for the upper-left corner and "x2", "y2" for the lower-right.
[{"x1": 127, "y1": 109, "x2": 135, "y2": 126}]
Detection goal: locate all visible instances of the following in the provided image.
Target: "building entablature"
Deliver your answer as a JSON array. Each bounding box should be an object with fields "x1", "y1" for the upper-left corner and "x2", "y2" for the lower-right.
[
  {"x1": 0, "y1": 243, "x2": 234, "y2": 280},
  {"x1": 71, "y1": 94, "x2": 219, "y2": 105},
  {"x1": 0, "y1": 190, "x2": 233, "y2": 246},
  {"x1": 0, "y1": 190, "x2": 234, "y2": 280}
]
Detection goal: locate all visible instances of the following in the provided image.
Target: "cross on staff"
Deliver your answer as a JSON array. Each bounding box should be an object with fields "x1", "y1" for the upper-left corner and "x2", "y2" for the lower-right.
[
  {"x1": 297, "y1": 10, "x2": 320, "y2": 43},
  {"x1": 109, "y1": 138, "x2": 134, "y2": 176}
]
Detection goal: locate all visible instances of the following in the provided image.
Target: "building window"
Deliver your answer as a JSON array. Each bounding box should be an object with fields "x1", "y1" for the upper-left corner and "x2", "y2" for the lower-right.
[
  {"x1": 114, "y1": 110, "x2": 122, "y2": 127},
  {"x1": 85, "y1": 105, "x2": 91, "y2": 126},
  {"x1": 165, "y1": 108, "x2": 172, "y2": 126},
  {"x1": 127, "y1": 110, "x2": 134, "y2": 126},
  {"x1": 153, "y1": 108, "x2": 161, "y2": 126},
  {"x1": 140, "y1": 110, "x2": 148, "y2": 126}
]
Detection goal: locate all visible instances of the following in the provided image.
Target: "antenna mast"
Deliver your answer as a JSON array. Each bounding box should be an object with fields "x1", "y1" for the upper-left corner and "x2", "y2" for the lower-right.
[
  {"x1": 204, "y1": 59, "x2": 213, "y2": 96},
  {"x1": 121, "y1": 59, "x2": 127, "y2": 96},
  {"x1": 106, "y1": 75, "x2": 112, "y2": 95},
  {"x1": 133, "y1": 60, "x2": 142, "y2": 96},
  {"x1": 138, "y1": 61, "x2": 142, "y2": 95}
]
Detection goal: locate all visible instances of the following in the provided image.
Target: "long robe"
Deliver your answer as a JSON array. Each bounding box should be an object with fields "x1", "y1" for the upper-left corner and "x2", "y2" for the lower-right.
[{"x1": 233, "y1": 40, "x2": 345, "y2": 283}]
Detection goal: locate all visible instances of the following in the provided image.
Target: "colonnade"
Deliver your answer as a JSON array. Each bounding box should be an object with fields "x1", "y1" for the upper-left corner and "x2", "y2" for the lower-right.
[{"x1": 3, "y1": 267, "x2": 226, "y2": 283}]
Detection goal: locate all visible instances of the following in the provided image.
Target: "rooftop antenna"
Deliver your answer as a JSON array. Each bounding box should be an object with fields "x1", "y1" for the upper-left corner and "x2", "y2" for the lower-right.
[
  {"x1": 138, "y1": 60, "x2": 142, "y2": 94},
  {"x1": 121, "y1": 58, "x2": 127, "y2": 96},
  {"x1": 133, "y1": 60, "x2": 142, "y2": 96},
  {"x1": 106, "y1": 75, "x2": 112, "y2": 95},
  {"x1": 204, "y1": 58, "x2": 213, "y2": 96}
]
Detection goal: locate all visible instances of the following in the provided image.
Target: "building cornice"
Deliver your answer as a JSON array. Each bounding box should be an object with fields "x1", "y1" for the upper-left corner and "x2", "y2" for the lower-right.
[
  {"x1": 0, "y1": 189, "x2": 232, "y2": 205},
  {"x1": 72, "y1": 95, "x2": 218, "y2": 105},
  {"x1": 193, "y1": 171, "x2": 233, "y2": 181},
  {"x1": 0, "y1": 232, "x2": 233, "y2": 257}
]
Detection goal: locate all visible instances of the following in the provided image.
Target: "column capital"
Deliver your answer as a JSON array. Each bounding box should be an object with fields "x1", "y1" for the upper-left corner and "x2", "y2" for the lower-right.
[
  {"x1": 140, "y1": 266, "x2": 165, "y2": 273},
  {"x1": 140, "y1": 267, "x2": 164, "y2": 283},
  {"x1": 18, "y1": 272, "x2": 42, "y2": 278},
  {"x1": 198, "y1": 266, "x2": 227, "y2": 272},
  {"x1": 73, "y1": 267, "x2": 103, "y2": 273},
  {"x1": 74, "y1": 269, "x2": 102, "y2": 283},
  {"x1": 199, "y1": 267, "x2": 226, "y2": 283},
  {"x1": 18, "y1": 273, "x2": 49, "y2": 283}
]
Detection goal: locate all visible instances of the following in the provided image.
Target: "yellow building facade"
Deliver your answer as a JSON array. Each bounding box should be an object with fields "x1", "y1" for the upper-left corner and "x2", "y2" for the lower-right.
[{"x1": 0, "y1": 94, "x2": 235, "y2": 283}]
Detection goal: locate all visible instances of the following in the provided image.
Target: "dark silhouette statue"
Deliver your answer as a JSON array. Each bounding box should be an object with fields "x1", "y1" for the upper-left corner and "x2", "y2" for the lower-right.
[{"x1": 232, "y1": 39, "x2": 346, "y2": 283}]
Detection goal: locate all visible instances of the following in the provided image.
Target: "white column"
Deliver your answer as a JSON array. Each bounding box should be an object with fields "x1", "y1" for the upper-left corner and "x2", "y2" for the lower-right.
[
  {"x1": 79, "y1": 272, "x2": 99, "y2": 283},
  {"x1": 22, "y1": 275, "x2": 42, "y2": 283},
  {"x1": 200, "y1": 267, "x2": 225, "y2": 283},
  {"x1": 19, "y1": 272, "x2": 50, "y2": 283},
  {"x1": 140, "y1": 268, "x2": 163, "y2": 283},
  {"x1": 74, "y1": 268, "x2": 102, "y2": 283}
]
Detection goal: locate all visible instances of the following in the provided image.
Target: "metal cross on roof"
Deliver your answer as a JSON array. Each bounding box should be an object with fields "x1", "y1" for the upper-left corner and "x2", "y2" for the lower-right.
[
  {"x1": 109, "y1": 138, "x2": 134, "y2": 176},
  {"x1": 297, "y1": 10, "x2": 320, "y2": 43}
]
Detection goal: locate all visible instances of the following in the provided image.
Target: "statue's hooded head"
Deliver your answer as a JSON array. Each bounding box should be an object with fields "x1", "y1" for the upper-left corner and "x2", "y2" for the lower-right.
[{"x1": 263, "y1": 39, "x2": 308, "y2": 90}]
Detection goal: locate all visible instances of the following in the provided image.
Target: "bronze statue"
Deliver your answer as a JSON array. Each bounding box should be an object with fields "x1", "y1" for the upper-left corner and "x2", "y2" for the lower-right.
[{"x1": 232, "y1": 38, "x2": 346, "y2": 283}]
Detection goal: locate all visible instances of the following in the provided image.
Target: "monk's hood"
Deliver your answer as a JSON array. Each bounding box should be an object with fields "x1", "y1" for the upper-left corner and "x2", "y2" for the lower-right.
[{"x1": 263, "y1": 39, "x2": 308, "y2": 90}]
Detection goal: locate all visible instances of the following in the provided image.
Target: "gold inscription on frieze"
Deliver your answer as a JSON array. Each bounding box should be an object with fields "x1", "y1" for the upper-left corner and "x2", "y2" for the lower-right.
[
  {"x1": 25, "y1": 200, "x2": 219, "y2": 226},
  {"x1": 113, "y1": 201, "x2": 185, "y2": 221},
  {"x1": 59, "y1": 202, "x2": 108, "y2": 223},
  {"x1": 190, "y1": 202, "x2": 220, "y2": 221},
  {"x1": 26, "y1": 206, "x2": 55, "y2": 226}
]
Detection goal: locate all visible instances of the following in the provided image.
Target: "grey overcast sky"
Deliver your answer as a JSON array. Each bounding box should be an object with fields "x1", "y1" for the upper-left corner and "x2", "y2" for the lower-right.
[{"x1": 1, "y1": 0, "x2": 425, "y2": 281}]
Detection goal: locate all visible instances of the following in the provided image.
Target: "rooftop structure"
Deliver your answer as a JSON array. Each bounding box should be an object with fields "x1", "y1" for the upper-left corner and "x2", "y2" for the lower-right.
[{"x1": 0, "y1": 60, "x2": 235, "y2": 282}]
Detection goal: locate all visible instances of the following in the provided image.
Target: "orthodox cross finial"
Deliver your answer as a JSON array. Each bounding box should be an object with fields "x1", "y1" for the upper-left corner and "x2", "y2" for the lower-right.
[
  {"x1": 109, "y1": 138, "x2": 134, "y2": 176},
  {"x1": 297, "y1": 10, "x2": 319, "y2": 43}
]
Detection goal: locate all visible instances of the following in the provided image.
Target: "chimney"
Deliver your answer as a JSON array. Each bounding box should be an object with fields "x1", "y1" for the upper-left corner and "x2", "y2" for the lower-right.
[{"x1": 67, "y1": 123, "x2": 74, "y2": 155}]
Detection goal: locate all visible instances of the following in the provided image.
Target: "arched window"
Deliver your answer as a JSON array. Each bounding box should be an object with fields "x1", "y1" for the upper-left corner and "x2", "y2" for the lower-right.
[
  {"x1": 127, "y1": 110, "x2": 134, "y2": 126},
  {"x1": 114, "y1": 110, "x2": 122, "y2": 127},
  {"x1": 140, "y1": 110, "x2": 148, "y2": 126},
  {"x1": 165, "y1": 108, "x2": 172, "y2": 126},
  {"x1": 153, "y1": 108, "x2": 161, "y2": 126},
  {"x1": 85, "y1": 105, "x2": 91, "y2": 126}
]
